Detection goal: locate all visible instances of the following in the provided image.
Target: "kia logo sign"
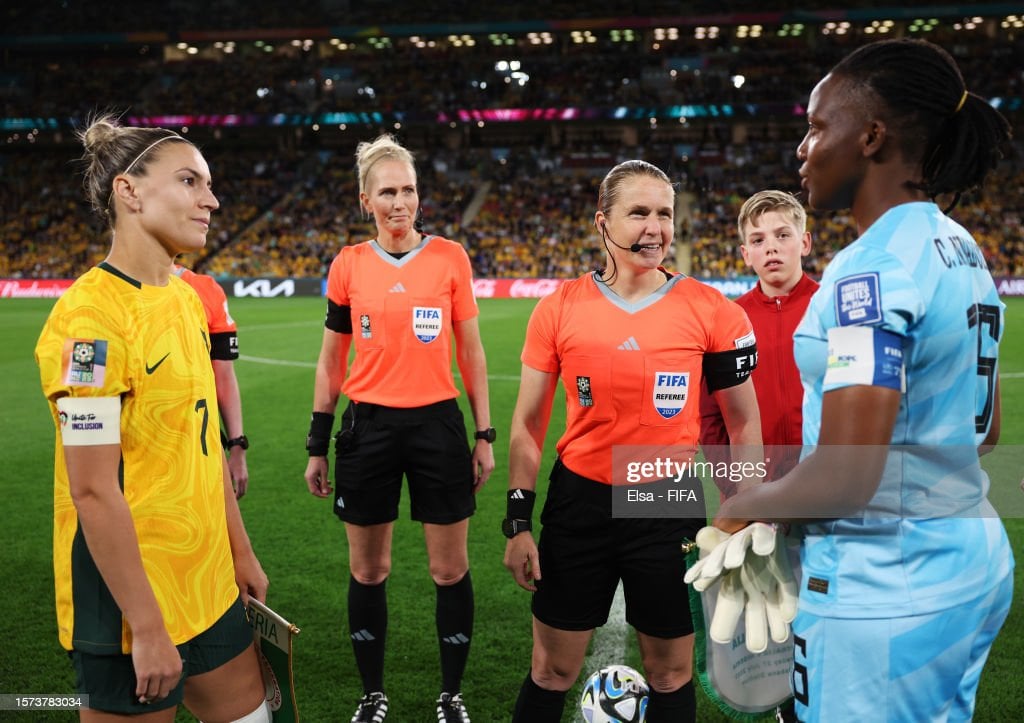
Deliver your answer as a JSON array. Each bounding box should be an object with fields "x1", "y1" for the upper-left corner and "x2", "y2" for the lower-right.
[{"x1": 233, "y1": 279, "x2": 296, "y2": 298}]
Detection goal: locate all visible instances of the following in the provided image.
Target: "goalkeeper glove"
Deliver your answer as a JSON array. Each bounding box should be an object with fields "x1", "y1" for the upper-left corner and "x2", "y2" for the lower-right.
[
  {"x1": 741, "y1": 530, "x2": 799, "y2": 651},
  {"x1": 723, "y1": 521, "x2": 777, "y2": 569},
  {"x1": 708, "y1": 567, "x2": 747, "y2": 645},
  {"x1": 683, "y1": 526, "x2": 733, "y2": 591}
]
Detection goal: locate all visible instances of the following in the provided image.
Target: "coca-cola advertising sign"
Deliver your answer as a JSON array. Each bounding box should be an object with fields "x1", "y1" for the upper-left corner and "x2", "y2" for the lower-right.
[
  {"x1": 1, "y1": 279, "x2": 73, "y2": 298},
  {"x1": 472, "y1": 278, "x2": 566, "y2": 299}
]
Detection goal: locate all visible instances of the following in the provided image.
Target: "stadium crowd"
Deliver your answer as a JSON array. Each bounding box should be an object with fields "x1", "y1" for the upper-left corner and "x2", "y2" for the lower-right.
[
  {"x1": 2, "y1": 7, "x2": 1022, "y2": 281},
  {"x1": 3, "y1": 11, "x2": 1021, "y2": 120},
  {"x1": 4, "y1": 136, "x2": 1022, "y2": 281}
]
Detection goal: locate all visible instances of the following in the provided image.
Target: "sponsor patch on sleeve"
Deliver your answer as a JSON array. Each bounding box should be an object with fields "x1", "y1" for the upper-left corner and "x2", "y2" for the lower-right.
[
  {"x1": 62, "y1": 339, "x2": 108, "y2": 388},
  {"x1": 734, "y1": 330, "x2": 756, "y2": 348},
  {"x1": 834, "y1": 272, "x2": 882, "y2": 326},
  {"x1": 824, "y1": 326, "x2": 905, "y2": 391},
  {"x1": 56, "y1": 396, "x2": 121, "y2": 446}
]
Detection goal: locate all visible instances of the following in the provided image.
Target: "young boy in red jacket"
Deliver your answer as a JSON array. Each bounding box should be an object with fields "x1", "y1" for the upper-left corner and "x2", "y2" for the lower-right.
[{"x1": 700, "y1": 189, "x2": 819, "y2": 488}]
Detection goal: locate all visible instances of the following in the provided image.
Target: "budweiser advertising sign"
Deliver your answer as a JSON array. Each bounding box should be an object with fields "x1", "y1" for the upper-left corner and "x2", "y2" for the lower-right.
[
  {"x1": 1, "y1": 279, "x2": 73, "y2": 298},
  {"x1": 472, "y1": 278, "x2": 566, "y2": 299}
]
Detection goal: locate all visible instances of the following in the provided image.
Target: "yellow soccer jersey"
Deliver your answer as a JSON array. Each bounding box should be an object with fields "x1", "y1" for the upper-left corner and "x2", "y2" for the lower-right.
[{"x1": 35, "y1": 263, "x2": 237, "y2": 653}]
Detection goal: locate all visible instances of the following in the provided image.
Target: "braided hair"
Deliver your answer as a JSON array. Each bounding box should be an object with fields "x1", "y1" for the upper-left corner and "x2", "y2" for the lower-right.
[{"x1": 830, "y1": 38, "x2": 1012, "y2": 211}]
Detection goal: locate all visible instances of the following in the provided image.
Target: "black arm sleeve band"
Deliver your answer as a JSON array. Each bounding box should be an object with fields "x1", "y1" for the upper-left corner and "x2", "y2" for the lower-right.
[
  {"x1": 325, "y1": 299, "x2": 353, "y2": 334},
  {"x1": 703, "y1": 344, "x2": 758, "y2": 392},
  {"x1": 209, "y1": 331, "x2": 238, "y2": 361}
]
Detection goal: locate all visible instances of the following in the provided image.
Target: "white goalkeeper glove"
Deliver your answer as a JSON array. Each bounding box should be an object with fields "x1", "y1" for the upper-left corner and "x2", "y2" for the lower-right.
[
  {"x1": 737, "y1": 555, "x2": 771, "y2": 653},
  {"x1": 739, "y1": 529, "x2": 799, "y2": 652},
  {"x1": 689, "y1": 523, "x2": 799, "y2": 653},
  {"x1": 760, "y1": 531, "x2": 799, "y2": 630},
  {"x1": 723, "y1": 521, "x2": 777, "y2": 569},
  {"x1": 708, "y1": 567, "x2": 746, "y2": 645},
  {"x1": 683, "y1": 526, "x2": 733, "y2": 591}
]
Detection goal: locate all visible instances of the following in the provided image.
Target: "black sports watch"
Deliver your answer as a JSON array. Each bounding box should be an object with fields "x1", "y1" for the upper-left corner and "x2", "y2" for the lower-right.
[
  {"x1": 474, "y1": 427, "x2": 497, "y2": 443},
  {"x1": 501, "y1": 518, "x2": 532, "y2": 538},
  {"x1": 226, "y1": 435, "x2": 249, "y2": 450}
]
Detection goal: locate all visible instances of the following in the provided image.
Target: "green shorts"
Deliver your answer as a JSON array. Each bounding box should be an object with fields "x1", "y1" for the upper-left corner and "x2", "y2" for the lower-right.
[{"x1": 71, "y1": 597, "x2": 252, "y2": 714}]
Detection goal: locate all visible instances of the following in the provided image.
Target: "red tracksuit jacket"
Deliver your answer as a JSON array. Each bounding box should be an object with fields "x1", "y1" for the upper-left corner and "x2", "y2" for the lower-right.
[{"x1": 699, "y1": 273, "x2": 819, "y2": 482}]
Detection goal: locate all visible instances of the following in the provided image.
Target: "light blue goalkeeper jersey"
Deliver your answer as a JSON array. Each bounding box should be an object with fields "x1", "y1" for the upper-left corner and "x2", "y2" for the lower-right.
[{"x1": 793, "y1": 201, "x2": 1013, "y2": 618}]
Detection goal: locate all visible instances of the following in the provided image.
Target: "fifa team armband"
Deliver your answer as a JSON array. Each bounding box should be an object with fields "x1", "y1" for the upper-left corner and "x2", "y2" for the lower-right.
[
  {"x1": 306, "y1": 412, "x2": 335, "y2": 456},
  {"x1": 56, "y1": 396, "x2": 121, "y2": 446},
  {"x1": 703, "y1": 344, "x2": 758, "y2": 392},
  {"x1": 325, "y1": 300, "x2": 353, "y2": 334}
]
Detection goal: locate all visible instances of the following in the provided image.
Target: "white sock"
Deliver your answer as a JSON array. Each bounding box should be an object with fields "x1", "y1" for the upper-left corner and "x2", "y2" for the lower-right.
[{"x1": 204, "y1": 699, "x2": 271, "y2": 723}]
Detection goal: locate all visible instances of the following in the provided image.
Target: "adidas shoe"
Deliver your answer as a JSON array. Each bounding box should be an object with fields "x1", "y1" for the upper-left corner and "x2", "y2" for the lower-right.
[
  {"x1": 351, "y1": 691, "x2": 388, "y2": 723},
  {"x1": 436, "y1": 691, "x2": 470, "y2": 723}
]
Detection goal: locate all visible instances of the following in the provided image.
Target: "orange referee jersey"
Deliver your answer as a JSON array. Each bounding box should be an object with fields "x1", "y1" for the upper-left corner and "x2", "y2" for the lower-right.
[
  {"x1": 327, "y1": 235, "x2": 478, "y2": 407},
  {"x1": 174, "y1": 265, "x2": 238, "y2": 361},
  {"x1": 522, "y1": 270, "x2": 754, "y2": 484}
]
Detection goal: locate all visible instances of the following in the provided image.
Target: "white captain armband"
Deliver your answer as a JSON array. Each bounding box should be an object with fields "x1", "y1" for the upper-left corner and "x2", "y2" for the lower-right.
[
  {"x1": 824, "y1": 326, "x2": 905, "y2": 392},
  {"x1": 55, "y1": 396, "x2": 121, "y2": 446}
]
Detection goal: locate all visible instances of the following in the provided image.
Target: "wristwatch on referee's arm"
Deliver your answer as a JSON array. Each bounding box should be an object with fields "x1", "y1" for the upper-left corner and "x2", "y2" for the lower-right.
[
  {"x1": 225, "y1": 434, "x2": 249, "y2": 450},
  {"x1": 474, "y1": 427, "x2": 497, "y2": 443},
  {"x1": 501, "y1": 518, "x2": 532, "y2": 538}
]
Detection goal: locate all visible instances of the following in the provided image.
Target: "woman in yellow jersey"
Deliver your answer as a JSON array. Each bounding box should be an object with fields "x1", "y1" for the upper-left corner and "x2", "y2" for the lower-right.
[
  {"x1": 502, "y1": 160, "x2": 762, "y2": 722},
  {"x1": 303, "y1": 134, "x2": 493, "y2": 723},
  {"x1": 35, "y1": 116, "x2": 270, "y2": 722}
]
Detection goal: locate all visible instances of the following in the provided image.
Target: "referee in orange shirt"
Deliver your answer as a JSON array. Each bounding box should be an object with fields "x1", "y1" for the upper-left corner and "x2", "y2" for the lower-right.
[
  {"x1": 503, "y1": 160, "x2": 762, "y2": 722},
  {"x1": 174, "y1": 264, "x2": 250, "y2": 497},
  {"x1": 304, "y1": 134, "x2": 493, "y2": 723}
]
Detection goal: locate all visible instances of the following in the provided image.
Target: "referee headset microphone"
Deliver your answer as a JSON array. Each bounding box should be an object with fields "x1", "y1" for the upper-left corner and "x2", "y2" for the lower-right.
[{"x1": 600, "y1": 222, "x2": 644, "y2": 253}]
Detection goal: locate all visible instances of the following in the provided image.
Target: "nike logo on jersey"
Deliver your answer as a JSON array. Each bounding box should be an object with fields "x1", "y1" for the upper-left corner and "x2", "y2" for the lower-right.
[
  {"x1": 617, "y1": 336, "x2": 640, "y2": 350},
  {"x1": 145, "y1": 353, "x2": 170, "y2": 375},
  {"x1": 389, "y1": 282, "x2": 407, "y2": 293}
]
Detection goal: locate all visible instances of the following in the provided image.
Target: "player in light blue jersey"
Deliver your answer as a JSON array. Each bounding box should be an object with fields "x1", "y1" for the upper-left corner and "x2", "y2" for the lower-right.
[{"x1": 714, "y1": 38, "x2": 1014, "y2": 722}]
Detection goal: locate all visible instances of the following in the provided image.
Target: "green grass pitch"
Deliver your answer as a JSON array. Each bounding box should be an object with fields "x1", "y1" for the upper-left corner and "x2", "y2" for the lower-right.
[{"x1": 2, "y1": 296, "x2": 1022, "y2": 722}]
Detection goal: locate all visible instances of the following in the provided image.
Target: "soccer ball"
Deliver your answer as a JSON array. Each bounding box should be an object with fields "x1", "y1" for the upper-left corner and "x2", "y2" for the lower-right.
[{"x1": 579, "y1": 664, "x2": 649, "y2": 723}]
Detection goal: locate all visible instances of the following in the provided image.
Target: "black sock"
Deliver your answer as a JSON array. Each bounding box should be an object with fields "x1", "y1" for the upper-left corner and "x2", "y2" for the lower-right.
[
  {"x1": 436, "y1": 570, "x2": 474, "y2": 693},
  {"x1": 347, "y1": 575, "x2": 387, "y2": 693},
  {"x1": 645, "y1": 680, "x2": 696, "y2": 723},
  {"x1": 512, "y1": 672, "x2": 567, "y2": 723}
]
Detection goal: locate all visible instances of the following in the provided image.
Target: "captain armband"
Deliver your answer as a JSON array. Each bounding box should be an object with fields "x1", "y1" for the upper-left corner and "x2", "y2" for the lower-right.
[
  {"x1": 55, "y1": 396, "x2": 121, "y2": 446},
  {"x1": 703, "y1": 344, "x2": 758, "y2": 392},
  {"x1": 824, "y1": 326, "x2": 905, "y2": 392}
]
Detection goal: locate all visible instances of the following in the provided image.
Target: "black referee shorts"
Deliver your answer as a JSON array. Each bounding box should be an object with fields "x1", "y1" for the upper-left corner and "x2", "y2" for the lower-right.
[
  {"x1": 333, "y1": 398, "x2": 475, "y2": 526},
  {"x1": 532, "y1": 460, "x2": 705, "y2": 639}
]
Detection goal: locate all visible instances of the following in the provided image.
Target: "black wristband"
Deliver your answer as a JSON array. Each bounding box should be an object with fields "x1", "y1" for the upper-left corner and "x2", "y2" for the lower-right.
[
  {"x1": 506, "y1": 489, "x2": 536, "y2": 521},
  {"x1": 306, "y1": 412, "x2": 335, "y2": 456}
]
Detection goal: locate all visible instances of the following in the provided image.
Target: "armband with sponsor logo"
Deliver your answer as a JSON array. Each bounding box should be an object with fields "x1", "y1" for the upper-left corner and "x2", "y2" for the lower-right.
[
  {"x1": 703, "y1": 344, "x2": 758, "y2": 392},
  {"x1": 824, "y1": 326, "x2": 905, "y2": 392},
  {"x1": 55, "y1": 396, "x2": 120, "y2": 446}
]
